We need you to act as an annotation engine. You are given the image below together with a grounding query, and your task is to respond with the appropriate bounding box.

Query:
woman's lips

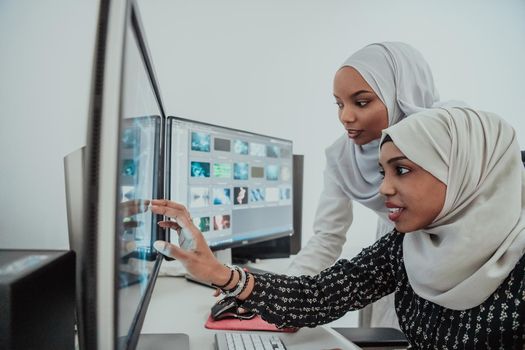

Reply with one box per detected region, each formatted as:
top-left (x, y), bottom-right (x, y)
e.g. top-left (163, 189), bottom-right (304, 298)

top-left (386, 204), bottom-right (405, 222)
top-left (347, 129), bottom-right (363, 139)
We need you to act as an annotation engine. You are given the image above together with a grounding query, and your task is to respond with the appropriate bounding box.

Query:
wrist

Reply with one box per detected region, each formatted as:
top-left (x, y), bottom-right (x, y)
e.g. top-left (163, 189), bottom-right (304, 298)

top-left (224, 268), bottom-right (240, 290)
top-left (211, 264), bottom-right (232, 287)
top-left (211, 265), bottom-right (253, 299)
top-left (237, 273), bottom-right (254, 300)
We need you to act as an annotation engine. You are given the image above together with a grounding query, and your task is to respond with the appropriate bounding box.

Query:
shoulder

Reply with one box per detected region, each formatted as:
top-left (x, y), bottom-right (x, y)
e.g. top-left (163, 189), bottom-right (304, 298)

top-left (361, 229), bottom-right (404, 258)
top-left (383, 230), bottom-right (404, 254)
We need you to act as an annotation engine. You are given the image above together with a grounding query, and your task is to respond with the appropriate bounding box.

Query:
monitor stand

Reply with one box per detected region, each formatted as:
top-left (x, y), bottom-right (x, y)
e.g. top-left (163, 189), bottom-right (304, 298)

top-left (137, 333), bottom-right (189, 349)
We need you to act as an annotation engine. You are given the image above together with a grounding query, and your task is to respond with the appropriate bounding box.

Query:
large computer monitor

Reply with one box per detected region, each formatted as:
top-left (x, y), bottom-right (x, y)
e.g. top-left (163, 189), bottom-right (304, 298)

top-left (78, 0), bottom-right (187, 349)
top-left (70, 0), bottom-right (298, 348)
top-left (167, 117), bottom-right (294, 251)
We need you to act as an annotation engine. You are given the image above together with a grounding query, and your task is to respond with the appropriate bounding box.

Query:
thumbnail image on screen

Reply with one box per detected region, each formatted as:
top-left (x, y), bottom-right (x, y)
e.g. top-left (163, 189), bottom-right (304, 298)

top-left (213, 214), bottom-right (231, 231)
top-left (249, 188), bottom-right (265, 202)
top-left (213, 188), bottom-right (231, 205)
top-left (213, 163), bottom-right (232, 178)
top-left (234, 186), bottom-right (248, 205)
top-left (122, 127), bottom-right (141, 149)
top-left (266, 164), bottom-right (279, 181)
top-left (193, 216), bottom-right (210, 232)
top-left (280, 187), bottom-right (291, 200)
top-left (190, 161), bottom-right (210, 178)
top-left (266, 145), bottom-right (280, 158)
top-left (250, 142), bottom-right (266, 157)
top-left (233, 140), bottom-right (249, 155)
top-left (265, 187), bottom-right (279, 202)
top-left (190, 187), bottom-right (210, 207)
top-left (233, 163), bottom-right (249, 180)
top-left (191, 132), bottom-right (211, 152)
top-left (280, 166), bottom-right (291, 181)
top-left (214, 138), bottom-right (231, 152)
top-left (122, 159), bottom-right (138, 177)
top-left (251, 166), bottom-right (264, 178)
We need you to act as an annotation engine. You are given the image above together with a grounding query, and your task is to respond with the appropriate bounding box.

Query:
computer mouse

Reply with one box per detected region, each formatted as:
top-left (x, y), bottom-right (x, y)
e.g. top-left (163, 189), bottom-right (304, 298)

top-left (211, 297), bottom-right (256, 321)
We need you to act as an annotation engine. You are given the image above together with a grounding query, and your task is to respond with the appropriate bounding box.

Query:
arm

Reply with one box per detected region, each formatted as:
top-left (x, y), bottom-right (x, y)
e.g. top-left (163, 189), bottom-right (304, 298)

top-left (149, 199), bottom-right (399, 329)
top-left (287, 167), bottom-right (353, 276)
top-left (240, 232), bottom-right (400, 328)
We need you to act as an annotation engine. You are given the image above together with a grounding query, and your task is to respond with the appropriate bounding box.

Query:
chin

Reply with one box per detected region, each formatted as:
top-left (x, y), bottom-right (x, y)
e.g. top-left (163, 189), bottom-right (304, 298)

top-left (395, 222), bottom-right (427, 233)
top-left (394, 222), bottom-right (415, 233)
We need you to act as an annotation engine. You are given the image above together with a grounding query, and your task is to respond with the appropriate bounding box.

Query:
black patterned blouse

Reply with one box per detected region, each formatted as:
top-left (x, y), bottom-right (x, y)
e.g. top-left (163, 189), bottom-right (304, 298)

top-left (240, 231), bottom-right (525, 349)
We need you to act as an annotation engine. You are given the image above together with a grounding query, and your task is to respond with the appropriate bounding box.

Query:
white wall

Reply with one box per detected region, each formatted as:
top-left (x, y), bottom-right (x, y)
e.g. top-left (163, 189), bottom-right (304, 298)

top-left (1, 0), bottom-right (524, 261)
top-left (134, 1), bottom-right (525, 327)
top-left (0, 0), bottom-right (98, 249)
top-left (136, 0), bottom-right (525, 256)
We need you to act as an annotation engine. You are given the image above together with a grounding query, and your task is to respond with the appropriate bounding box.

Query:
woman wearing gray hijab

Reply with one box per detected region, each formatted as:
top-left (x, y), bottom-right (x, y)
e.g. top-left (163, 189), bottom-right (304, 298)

top-left (286, 41), bottom-right (465, 327)
top-left (151, 107), bottom-right (525, 349)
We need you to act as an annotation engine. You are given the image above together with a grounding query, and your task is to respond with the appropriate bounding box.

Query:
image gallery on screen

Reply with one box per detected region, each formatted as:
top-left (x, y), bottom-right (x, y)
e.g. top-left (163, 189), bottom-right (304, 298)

top-left (186, 130), bottom-right (292, 235)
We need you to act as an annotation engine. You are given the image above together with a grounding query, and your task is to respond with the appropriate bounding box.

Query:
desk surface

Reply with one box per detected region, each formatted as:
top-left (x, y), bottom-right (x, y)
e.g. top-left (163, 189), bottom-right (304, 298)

top-left (142, 259), bottom-right (361, 350)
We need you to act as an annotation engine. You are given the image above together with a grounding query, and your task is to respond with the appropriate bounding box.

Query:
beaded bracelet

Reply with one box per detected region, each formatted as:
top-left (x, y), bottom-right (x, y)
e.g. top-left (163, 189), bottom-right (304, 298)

top-left (222, 266), bottom-right (246, 298)
top-left (211, 264), bottom-right (235, 289)
top-left (238, 272), bottom-right (252, 297)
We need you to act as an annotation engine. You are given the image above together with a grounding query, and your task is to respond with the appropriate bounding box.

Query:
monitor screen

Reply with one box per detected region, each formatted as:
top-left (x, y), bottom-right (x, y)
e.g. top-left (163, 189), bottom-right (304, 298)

top-left (114, 4), bottom-right (165, 349)
top-left (168, 117), bottom-right (294, 250)
top-left (116, 115), bottom-right (161, 345)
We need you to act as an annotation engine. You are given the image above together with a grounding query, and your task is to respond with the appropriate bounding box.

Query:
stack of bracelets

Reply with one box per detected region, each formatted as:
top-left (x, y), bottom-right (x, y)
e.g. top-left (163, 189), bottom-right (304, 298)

top-left (211, 265), bottom-right (252, 298)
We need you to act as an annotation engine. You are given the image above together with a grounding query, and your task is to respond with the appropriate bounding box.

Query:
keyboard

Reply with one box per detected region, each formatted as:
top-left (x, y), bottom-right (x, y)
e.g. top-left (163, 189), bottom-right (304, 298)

top-left (215, 332), bottom-right (287, 350)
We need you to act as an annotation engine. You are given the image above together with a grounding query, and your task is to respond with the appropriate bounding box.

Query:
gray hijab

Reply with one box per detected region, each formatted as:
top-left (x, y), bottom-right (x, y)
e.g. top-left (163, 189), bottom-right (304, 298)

top-left (383, 107), bottom-right (525, 310)
top-left (336, 42), bottom-right (465, 214)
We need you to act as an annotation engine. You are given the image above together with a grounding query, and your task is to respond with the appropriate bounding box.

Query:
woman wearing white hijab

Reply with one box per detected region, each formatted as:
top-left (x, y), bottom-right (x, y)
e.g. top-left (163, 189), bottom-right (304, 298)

top-left (287, 41), bottom-right (464, 327)
top-left (151, 107), bottom-right (525, 348)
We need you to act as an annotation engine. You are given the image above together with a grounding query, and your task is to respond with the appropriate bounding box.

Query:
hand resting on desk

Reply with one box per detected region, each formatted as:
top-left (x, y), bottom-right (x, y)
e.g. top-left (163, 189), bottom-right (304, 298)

top-left (211, 297), bottom-right (256, 321)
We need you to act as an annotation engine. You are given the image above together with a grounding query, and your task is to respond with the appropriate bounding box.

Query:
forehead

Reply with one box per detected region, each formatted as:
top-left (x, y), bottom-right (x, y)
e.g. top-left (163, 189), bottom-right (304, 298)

top-left (379, 141), bottom-right (406, 164)
top-left (333, 66), bottom-right (374, 95)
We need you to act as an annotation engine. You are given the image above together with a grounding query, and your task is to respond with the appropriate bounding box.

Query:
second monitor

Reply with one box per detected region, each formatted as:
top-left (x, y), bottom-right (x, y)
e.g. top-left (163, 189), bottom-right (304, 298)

top-left (167, 117), bottom-right (294, 251)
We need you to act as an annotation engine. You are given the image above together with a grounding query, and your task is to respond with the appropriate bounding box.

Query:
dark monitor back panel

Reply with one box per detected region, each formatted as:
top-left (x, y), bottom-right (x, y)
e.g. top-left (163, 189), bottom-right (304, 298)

top-left (0, 250), bottom-right (75, 350)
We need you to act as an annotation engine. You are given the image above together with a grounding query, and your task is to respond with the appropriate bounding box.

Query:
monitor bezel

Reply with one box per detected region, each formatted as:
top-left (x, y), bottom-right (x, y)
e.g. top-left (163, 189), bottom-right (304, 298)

top-left (83, 0), bottom-right (167, 349)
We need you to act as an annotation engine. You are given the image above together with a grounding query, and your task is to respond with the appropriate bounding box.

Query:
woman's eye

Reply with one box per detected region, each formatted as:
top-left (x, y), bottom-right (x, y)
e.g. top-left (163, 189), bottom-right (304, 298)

top-left (335, 102), bottom-right (343, 109)
top-left (396, 167), bottom-right (410, 176)
top-left (378, 169), bottom-right (385, 178)
top-left (356, 100), bottom-right (368, 107)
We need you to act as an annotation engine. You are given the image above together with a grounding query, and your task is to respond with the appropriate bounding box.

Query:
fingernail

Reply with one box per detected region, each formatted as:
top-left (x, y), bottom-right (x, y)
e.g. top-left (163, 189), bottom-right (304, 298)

top-left (153, 240), bottom-right (168, 254)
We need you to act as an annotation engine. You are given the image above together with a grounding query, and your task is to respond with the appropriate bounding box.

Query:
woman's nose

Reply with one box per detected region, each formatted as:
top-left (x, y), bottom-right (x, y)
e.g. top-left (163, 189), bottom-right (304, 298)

top-left (379, 175), bottom-right (395, 197)
top-left (340, 107), bottom-right (357, 124)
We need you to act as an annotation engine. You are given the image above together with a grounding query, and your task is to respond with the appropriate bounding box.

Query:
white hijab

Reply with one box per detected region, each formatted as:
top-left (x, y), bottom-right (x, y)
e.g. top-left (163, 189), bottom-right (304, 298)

top-left (338, 42), bottom-right (465, 213)
top-left (383, 107), bottom-right (525, 310)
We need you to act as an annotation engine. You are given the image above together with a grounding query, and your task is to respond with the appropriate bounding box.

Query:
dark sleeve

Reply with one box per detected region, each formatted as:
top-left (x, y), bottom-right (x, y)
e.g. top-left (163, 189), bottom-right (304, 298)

top-left (239, 230), bottom-right (402, 328)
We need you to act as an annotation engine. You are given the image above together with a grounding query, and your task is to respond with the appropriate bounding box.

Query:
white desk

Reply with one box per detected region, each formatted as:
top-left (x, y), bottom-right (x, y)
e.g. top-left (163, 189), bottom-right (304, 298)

top-left (142, 259), bottom-right (361, 350)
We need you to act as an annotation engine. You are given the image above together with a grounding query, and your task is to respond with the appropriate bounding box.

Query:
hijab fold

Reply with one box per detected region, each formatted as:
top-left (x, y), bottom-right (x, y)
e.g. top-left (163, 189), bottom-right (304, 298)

top-left (383, 107), bottom-right (525, 310)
